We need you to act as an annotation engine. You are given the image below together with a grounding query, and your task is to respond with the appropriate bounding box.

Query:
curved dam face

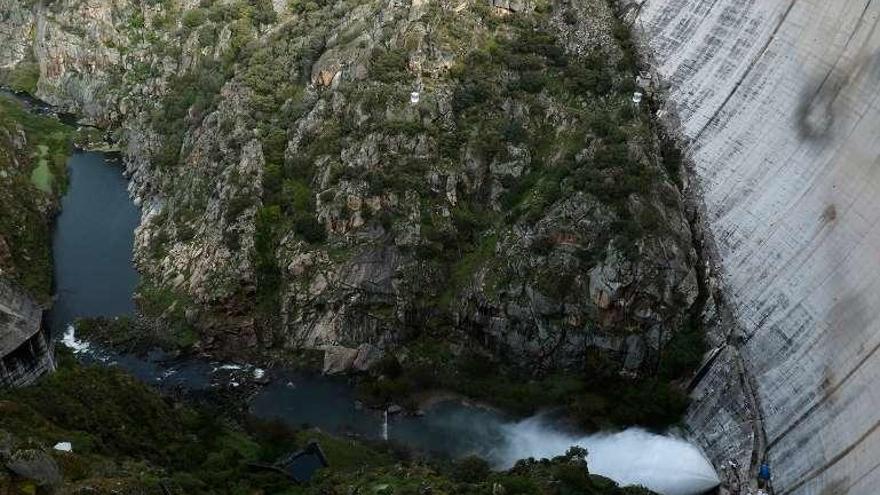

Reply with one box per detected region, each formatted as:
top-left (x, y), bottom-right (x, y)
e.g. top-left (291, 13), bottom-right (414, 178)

top-left (632, 1), bottom-right (880, 493)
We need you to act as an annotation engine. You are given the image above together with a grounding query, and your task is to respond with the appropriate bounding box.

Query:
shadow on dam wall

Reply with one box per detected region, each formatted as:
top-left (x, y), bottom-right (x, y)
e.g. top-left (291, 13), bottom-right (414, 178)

top-left (796, 51), bottom-right (880, 143)
top-left (631, 0), bottom-right (880, 493)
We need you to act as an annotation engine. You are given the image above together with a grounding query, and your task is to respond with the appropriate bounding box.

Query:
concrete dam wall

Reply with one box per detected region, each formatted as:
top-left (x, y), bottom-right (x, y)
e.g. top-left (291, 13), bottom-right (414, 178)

top-left (0, 279), bottom-right (54, 387)
top-left (631, 0), bottom-right (880, 493)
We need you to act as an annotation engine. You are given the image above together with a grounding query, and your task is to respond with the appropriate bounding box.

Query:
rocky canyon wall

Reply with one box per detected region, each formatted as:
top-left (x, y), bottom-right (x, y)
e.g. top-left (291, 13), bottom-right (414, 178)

top-left (632, 1), bottom-right (880, 493)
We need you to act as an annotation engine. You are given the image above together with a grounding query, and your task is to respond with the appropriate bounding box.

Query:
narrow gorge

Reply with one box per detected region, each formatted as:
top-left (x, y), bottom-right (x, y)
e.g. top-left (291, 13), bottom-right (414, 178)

top-left (2, 0), bottom-right (874, 493)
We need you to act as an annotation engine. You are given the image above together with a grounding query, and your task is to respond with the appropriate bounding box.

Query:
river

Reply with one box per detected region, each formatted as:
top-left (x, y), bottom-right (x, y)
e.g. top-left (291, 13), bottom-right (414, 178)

top-left (36, 98), bottom-right (719, 495)
top-left (48, 151), bottom-right (140, 334)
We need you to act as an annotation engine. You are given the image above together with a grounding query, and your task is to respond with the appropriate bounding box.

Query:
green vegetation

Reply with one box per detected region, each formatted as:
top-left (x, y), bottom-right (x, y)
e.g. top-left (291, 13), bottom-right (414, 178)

top-left (149, 58), bottom-right (233, 172)
top-left (0, 353), bottom-right (295, 494)
top-left (0, 97), bottom-right (71, 193)
top-left (358, 338), bottom-right (690, 432)
top-left (0, 61), bottom-right (40, 94)
top-left (29, 145), bottom-right (54, 192)
top-left (132, 281), bottom-right (200, 351)
top-left (128, 0), bottom-right (701, 439)
top-left (0, 94), bottom-right (72, 301)
top-left (76, 315), bottom-right (198, 355)
top-left (0, 355), bottom-right (656, 494)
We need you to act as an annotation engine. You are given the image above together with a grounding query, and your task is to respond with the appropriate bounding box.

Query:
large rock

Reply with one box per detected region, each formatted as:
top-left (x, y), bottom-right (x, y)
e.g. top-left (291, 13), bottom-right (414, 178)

top-left (0, 0), bottom-right (33, 69)
top-left (352, 343), bottom-right (383, 372)
top-left (322, 343), bottom-right (384, 374)
top-left (322, 345), bottom-right (360, 375)
top-left (0, 279), bottom-right (54, 388)
top-left (5, 449), bottom-right (62, 487)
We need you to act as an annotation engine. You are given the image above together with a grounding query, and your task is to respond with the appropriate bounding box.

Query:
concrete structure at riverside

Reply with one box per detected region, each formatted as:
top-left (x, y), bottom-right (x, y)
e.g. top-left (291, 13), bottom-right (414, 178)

top-left (631, 0), bottom-right (880, 493)
top-left (0, 279), bottom-right (54, 387)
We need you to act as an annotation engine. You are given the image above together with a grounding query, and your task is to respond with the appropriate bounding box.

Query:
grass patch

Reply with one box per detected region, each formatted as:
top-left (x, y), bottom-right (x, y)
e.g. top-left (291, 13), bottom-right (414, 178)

top-left (29, 144), bottom-right (53, 193)
top-left (0, 61), bottom-right (40, 94)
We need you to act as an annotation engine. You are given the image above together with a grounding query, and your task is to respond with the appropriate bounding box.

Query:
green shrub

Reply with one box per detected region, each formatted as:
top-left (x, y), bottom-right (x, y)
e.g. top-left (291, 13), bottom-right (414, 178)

top-left (500, 476), bottom-right (542, 494)
top-left (182, 8), bottom-right (208, 29)
top-left (249, 0), bottom-right (277, 25)
top-left (197, 25), bottom-right (218, 46)
top-left (294, 214), bottom-right (327, 244)
top-left (370, 48), bottom-right (410, 83)
top-left (452, 456), bottom-right (491, 483)
top-left (0, 61), bottom-right (40, 93)
top-left (283, 178), bottom-right (313, 212)
top-left (452, 80), bottom-right (494, 112)
top-left (288, 0), bottom-right (325, 14)
top-left (253, 205), bottom-right (284, 316)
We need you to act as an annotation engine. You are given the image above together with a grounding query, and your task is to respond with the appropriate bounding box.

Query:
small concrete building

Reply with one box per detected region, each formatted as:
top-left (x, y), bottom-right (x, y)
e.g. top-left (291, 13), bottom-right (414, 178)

top-left (0, 279), bottom-right (54, 387)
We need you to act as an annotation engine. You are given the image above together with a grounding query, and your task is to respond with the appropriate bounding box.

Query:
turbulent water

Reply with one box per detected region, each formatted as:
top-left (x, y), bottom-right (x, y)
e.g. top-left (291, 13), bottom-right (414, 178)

top-left (64, 324), bottom-right (718, 495)
top-left (493, 417), bottom-right (720, 495)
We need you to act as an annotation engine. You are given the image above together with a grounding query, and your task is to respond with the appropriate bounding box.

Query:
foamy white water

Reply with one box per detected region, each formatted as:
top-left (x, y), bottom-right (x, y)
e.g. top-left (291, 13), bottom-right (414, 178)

top-left (61, 324), bottom-right (92, 353)
top-left (493, 417), bottom-right (719, 495)
top-left (58, 326), bottom-right (717, 494)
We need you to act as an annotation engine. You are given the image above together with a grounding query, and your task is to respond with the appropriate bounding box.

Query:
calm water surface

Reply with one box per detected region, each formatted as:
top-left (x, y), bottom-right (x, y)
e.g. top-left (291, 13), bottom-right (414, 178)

top-left (49, 151), bottom-right (140, 333)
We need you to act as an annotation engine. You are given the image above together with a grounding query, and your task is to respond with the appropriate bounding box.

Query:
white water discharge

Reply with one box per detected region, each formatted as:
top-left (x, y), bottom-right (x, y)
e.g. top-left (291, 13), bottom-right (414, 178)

top-left (61, 324), bottom-right (91, 354)
top-left (59, 325), bottom-right (717, 494)
top-left (493, 417), bottom-right (719, 495)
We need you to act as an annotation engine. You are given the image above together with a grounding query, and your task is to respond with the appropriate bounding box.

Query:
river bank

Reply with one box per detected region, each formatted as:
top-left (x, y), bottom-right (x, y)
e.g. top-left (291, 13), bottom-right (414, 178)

top-left (3, 70), bottom-right (720, 494)
top-left (14, 108), bottom-right (718, 493)
top-left (0, 18), bottom-right (720, 492)
top-left (59, 321), bottom-right (720, 495)
top-left (5, 349), bottom-right (686, 494)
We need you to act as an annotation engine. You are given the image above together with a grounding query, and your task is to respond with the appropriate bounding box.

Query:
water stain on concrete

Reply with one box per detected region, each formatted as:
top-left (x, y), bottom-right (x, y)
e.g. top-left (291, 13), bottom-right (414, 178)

top-left (797, 52), bottom-right (880, 143)
top-left (820, 204), bottom-right (837, 224)
top-left (817, 477), bottom-right (850, 495)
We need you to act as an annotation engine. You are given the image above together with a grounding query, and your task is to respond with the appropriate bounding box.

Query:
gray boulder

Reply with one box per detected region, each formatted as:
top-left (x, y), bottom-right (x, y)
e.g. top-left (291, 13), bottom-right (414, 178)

top-left (5, 449), bottom-right (62, 487)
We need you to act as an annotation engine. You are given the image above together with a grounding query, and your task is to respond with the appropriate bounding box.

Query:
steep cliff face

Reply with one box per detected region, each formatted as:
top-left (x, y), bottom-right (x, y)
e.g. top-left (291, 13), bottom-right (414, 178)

top-left (631, 0), bottom-right (880, 493)
top-left (0, 0), bottom-right (701, 381)
top-left (0, 89), bottom-right (69, 387)
top-left (0, 93), bottom-right (70, 300)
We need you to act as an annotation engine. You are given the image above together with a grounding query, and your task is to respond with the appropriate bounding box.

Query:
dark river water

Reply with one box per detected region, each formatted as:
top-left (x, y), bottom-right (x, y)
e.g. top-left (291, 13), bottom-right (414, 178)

top-left (46, 148), bottom-right (516, 461)
top-left (44, 119), bottom-right (718, 495)
top-left (49, 151), bottom-right (140, 333)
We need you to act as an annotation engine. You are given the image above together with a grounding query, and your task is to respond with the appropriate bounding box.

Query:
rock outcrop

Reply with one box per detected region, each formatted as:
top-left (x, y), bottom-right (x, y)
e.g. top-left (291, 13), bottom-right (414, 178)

top-left (0, 0), bottom-right (700, 379)
top-left (0, 88), bottom-right (65, 388)
top-left (631, 0), bottom-right (880, 493)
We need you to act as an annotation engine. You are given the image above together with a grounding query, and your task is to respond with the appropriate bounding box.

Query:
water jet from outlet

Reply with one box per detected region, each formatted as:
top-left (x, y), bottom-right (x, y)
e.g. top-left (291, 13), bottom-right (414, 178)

top-left (491, 417), bottom-right (720, 495)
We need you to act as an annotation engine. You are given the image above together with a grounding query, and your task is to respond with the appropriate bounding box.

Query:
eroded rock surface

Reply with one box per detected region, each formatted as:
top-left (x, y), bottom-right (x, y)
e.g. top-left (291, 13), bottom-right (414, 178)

top-left (0, 0), bottom-right (700, 381)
